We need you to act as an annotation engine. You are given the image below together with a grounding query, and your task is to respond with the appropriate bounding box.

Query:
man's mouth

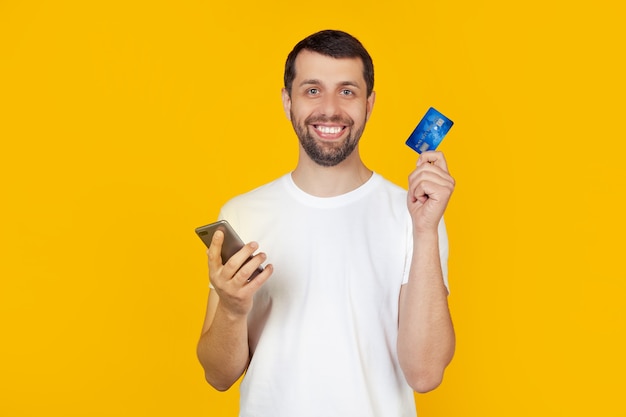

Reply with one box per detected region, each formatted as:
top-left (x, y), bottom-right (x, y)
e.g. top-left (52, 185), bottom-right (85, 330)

top-left (312, 124), bottom-right (346, 139)
top-left (315, 125), bottom-right (344, 134)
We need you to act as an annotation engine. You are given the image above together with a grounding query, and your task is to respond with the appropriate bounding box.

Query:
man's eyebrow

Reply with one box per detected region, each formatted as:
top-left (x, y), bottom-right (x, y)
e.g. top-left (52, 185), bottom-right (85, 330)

top-left (338, 81), bottom-right (362, 89)
top-left (299, 79), bottom-right (321, 87)
top-left (298, 79), bottom-right (362, 89)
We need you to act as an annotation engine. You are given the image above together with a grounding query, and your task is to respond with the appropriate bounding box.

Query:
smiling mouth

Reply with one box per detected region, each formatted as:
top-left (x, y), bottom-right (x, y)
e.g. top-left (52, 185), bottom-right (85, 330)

top-left (311, 124), bottom-right (348, 141)
top-left (314, 125), bottom-right (345, 135)
top-left (305, 115), bottom-right (353, 140)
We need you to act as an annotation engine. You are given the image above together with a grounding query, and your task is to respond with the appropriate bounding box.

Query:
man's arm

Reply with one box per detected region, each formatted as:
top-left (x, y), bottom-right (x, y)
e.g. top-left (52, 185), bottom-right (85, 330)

top-left (397, 151), bottom-right (456, 393)
top-left (398, 232), bottom-right (455, 393)
top-left (196, 230), bottom-right (272, 391)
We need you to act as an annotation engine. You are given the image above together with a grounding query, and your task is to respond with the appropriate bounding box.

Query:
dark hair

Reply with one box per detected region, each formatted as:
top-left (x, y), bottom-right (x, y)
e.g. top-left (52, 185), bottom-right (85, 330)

top-left (284, 30), bottom-right (374, 97)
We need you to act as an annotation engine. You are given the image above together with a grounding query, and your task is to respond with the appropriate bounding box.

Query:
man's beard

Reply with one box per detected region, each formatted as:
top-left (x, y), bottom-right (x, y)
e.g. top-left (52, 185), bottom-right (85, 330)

top-left (292, 112), bottom-right (366, 167)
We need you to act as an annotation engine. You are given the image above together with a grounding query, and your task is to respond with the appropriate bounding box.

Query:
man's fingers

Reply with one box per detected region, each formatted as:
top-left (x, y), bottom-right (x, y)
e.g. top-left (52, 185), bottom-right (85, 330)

top-left (207, 229), bottom-right (225, 270)
top-left (238, 254), bottom-right (272, 286)
top-left (416, 151), bottom-right (449, 172)
top-left (409, 168), bottom-right (454, 189)
top-left (232, 251), bottom-right (266, 284)
top-left (408, 167), bottom-right (455, 204)
top-left (408, 158), bottom-right (455, 206)
top-left (223, 241), bottom-right (257, 272)
top-left (208, 231), bottom-right (261, 283)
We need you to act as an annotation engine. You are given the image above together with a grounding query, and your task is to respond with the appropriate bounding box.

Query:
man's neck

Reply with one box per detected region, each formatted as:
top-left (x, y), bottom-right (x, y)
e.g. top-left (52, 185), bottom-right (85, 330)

top-left (291, 150), bottom-right (373, 197)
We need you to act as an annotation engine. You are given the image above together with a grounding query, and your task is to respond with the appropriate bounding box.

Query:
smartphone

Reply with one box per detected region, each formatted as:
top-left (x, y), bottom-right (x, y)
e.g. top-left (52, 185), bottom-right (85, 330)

top-left (195, 220), bottom-right (263, 281)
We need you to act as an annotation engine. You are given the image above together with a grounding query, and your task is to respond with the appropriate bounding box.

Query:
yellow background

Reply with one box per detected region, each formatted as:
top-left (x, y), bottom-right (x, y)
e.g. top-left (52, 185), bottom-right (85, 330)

top-left (1, 0), bottom-right (624, 416)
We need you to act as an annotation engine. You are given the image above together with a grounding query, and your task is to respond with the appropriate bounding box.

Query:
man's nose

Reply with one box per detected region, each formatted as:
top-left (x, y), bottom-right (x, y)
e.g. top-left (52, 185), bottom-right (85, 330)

top-left (319, 94), bottom-right (341, 117)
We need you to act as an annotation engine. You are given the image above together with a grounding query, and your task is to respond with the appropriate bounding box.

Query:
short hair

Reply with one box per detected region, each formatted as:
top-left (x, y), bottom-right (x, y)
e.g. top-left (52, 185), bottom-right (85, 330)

top-left (284, 30), bottom-right (374, 97)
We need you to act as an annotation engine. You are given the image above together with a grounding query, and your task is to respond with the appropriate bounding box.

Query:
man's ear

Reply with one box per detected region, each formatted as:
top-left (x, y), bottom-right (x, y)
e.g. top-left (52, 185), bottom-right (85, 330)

top-left (366, 91), bottom-right (376, 121)
top-left (281, 88), bottom-right (292, 121)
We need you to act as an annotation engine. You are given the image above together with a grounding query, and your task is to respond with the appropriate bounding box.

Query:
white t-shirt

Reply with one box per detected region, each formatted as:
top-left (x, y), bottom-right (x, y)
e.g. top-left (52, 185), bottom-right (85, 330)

top-left (217, 173), bottom-right (448, 417)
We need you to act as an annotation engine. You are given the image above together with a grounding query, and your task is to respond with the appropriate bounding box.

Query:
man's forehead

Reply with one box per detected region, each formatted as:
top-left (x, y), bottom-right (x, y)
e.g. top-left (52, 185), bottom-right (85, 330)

top-left (293, 50), bottom-right (365, 84)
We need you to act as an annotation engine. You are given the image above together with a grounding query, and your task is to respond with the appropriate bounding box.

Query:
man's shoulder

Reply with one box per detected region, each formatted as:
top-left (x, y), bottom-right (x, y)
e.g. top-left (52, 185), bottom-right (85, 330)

top-left (372, 172), bottom-right (407, 196)
top-left (222, 174), bottom-right (289, 210)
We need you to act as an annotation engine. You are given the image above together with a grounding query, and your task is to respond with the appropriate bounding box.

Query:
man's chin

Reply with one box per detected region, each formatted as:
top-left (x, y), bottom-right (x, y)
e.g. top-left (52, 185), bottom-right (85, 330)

top-left (304, 143), bottom-right (357, 167)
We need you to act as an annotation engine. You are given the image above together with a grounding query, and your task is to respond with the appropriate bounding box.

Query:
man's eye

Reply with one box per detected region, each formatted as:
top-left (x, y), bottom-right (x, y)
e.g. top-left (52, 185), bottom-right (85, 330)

top-left (307, 88), bottom-right (319, 95)
top-left (340, 89), bottom-right (353, 96)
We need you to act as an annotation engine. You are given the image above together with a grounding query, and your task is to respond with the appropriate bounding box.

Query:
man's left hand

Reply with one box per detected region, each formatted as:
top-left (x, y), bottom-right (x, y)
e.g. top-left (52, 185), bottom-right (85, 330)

top-left (407, 151), bottom-right (455, 234)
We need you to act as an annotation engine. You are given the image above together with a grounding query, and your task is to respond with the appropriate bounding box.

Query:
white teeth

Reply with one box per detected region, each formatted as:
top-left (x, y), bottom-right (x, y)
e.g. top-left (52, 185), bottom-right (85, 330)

top-left (317, 126), bottom-right (343, 134)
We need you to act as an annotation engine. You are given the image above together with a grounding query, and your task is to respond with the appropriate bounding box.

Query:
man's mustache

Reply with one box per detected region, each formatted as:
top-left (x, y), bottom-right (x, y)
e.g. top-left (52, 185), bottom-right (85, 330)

top-left (304, 114), bottom-right (354, 126)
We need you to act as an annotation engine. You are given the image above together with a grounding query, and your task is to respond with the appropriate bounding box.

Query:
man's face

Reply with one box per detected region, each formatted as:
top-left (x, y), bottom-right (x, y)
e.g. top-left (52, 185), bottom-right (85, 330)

top-left (282, 50), bottom-right (375, 167)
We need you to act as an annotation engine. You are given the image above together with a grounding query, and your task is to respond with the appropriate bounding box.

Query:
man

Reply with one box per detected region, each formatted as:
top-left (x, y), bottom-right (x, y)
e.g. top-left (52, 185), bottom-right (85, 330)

top-left (197, 30), bottom-right (455, 416)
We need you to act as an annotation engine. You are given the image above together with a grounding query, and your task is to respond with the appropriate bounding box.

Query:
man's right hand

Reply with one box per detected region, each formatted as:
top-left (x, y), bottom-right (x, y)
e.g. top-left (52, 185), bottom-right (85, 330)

top-left (207, 230), bottom-right (273, 318)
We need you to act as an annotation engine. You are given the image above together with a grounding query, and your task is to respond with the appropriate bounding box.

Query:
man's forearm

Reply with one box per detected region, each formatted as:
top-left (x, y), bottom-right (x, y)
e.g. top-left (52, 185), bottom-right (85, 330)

top-left (197, 303), bottom-right (251, 391)
top-left (397, 231), bottom-right (455, 393)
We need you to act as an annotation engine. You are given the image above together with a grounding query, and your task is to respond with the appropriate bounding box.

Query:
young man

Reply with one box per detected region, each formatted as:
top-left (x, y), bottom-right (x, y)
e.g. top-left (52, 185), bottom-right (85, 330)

top-left (197, 30), bottom-right (456, 416)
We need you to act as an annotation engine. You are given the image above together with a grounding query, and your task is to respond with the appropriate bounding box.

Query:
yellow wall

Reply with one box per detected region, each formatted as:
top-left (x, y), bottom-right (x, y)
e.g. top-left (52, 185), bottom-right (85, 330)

top-left (1, 1), bottom-right (624, 416)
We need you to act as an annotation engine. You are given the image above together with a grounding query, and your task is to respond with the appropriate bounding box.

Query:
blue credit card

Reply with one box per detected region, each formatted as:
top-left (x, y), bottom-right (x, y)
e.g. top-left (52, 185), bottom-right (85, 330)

top-left (405, 107), bottom-right (454, 154)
